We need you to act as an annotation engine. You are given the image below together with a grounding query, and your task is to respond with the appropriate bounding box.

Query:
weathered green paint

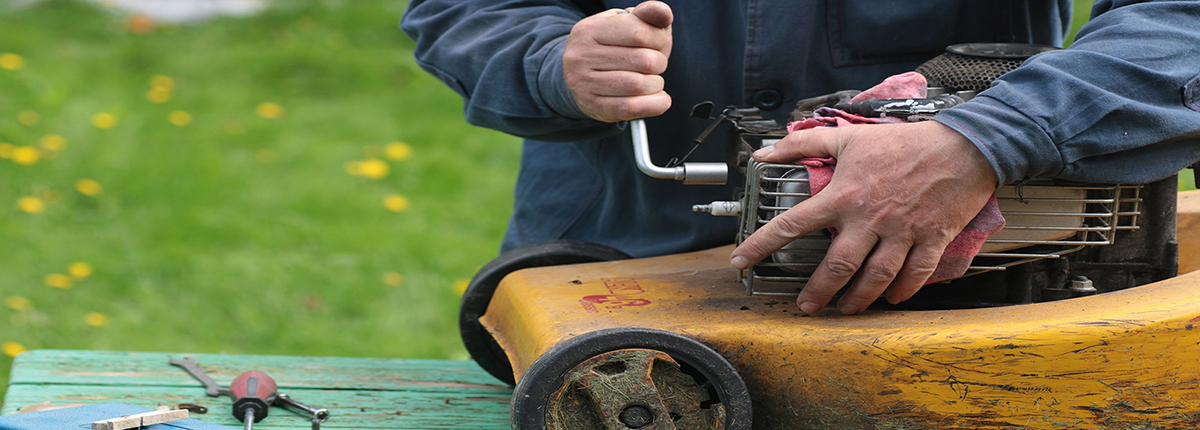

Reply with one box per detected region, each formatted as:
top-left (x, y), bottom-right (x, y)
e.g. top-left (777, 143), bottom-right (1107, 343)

top-left (2, 350), bottom-right (512, 429)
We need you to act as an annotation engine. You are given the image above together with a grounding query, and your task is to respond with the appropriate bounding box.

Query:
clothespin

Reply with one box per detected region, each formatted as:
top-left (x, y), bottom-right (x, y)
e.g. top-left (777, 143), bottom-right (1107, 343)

top-left (91, 408), bottom-right (188, 430)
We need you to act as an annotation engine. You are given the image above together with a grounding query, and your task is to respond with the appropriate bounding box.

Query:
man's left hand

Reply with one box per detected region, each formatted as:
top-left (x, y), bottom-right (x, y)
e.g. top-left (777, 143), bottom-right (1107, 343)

top-left (729, 120), bottom-right (997, 315)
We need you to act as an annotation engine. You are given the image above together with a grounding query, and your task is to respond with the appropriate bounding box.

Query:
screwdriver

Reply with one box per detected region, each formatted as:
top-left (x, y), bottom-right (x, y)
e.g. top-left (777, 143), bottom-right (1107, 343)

top-left (229, 371), bottom-right (277, 430)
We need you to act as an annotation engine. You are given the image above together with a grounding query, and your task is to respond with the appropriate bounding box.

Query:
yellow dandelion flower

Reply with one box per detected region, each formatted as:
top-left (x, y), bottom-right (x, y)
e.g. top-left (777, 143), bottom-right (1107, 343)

top-left (75, 178), bottom-right (103, 196)
top-left (0, 53), bottom-right (24, 71)
top-left (3, 296), bottom-right (32, 312)
top-left (84, 312), bottom-right (110, 327)
top-left (146, 88), bottom-right (172, 103)
top-left (222, 120), bottom-right (245, 135)
top-left (69, 262), bottom-right (93, 280)
top-left (17, 196), bottom-right (45, 214)
top-left (383, 194), bottom-right (410, 212)
top-left (0, 143), bottom-right (13, 159)
top-left (39, 134), bottom-right (67, 151)
top-left (168, 110), bottom-right (192, 126)
top-left (386, 142), bottom-right (412, 161)
top-left (150, 75), bottom-right (175, 91)
top-left (453, 279), bottom-right (470, 295)
top-left (383, 272), bottom-right (405, 287)
top-left (362, 144), bottom-right (383, 158)
top-left (254, 149), bottom-right (276, 163)
top-left (2, 341), bottom-right (26, 358)
top-left (41, 190), bottom-right (61, 203)
top-left (256, 102), bottom-right (284, 119)
top-left (11, 146), bottom-right (40, 165)
top-left (44, 274), bottom-right (73, 289)
top-left (358, 159), bottom-right (389, 179)
top-left (18, 111), bottom-right (39, 126)
top-left (126, 14), bottom-right (155, 34)
top-left (92, 113), bottom-right (118, 129)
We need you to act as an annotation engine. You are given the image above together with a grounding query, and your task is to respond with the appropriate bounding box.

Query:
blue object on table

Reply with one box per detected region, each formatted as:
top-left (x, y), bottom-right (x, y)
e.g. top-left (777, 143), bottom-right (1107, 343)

top-left (0, 403), bottom-right (235, 430)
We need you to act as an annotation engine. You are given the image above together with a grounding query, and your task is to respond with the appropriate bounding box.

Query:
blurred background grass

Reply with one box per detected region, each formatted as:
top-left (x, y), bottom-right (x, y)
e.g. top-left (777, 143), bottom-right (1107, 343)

top-left (0, 0), bottom-right (522, 402)
top-left (0, 0), bottom-right (1194, 405)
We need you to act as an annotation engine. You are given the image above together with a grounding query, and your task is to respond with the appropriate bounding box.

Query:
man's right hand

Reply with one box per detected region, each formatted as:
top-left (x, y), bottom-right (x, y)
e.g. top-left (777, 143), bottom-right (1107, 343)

top-left (564, 1), bottom-right (673, 123)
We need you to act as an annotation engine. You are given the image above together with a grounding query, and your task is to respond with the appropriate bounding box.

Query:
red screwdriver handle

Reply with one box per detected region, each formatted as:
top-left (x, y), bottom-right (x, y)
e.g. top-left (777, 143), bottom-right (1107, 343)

top-left (230, 371), bottom-right (278, 423)
top-left (230, 371), bottom-right (278, 400)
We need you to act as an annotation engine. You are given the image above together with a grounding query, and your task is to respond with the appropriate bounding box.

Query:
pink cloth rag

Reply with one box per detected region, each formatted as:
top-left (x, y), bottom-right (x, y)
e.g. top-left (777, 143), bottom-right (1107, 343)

top-left (785, 72), bottom-right (1005, 284)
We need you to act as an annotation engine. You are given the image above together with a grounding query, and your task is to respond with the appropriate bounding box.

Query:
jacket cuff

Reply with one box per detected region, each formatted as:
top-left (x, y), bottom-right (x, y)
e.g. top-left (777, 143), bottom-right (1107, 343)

top-left (537, 35), bottom-right (591, 120)
top-left (932, 95), bottom-right (1064, 186)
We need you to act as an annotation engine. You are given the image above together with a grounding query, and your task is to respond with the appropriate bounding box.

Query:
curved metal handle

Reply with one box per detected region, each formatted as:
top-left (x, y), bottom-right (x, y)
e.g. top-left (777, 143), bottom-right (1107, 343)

top-left (630, 119), bottom-right (727, 185)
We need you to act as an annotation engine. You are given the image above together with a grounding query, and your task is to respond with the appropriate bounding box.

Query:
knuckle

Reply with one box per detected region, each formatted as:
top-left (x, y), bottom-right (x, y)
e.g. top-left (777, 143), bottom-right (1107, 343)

top-left (612, 98), bottom-right (640, 119)
top-left (905, 259), bottom-right (938, 279)
top-left (862, 263), bottom-right (899, 284)
top-left (572, 18), bottom-right (596, 34)
top-left (628, 27), bottom-right (653, 47)
top-left (822, 255), bottom-right (861, 279)
top-left (770, 215), bottom-right (807, 239)
top-left (632, 50), bottom-right (664, 73)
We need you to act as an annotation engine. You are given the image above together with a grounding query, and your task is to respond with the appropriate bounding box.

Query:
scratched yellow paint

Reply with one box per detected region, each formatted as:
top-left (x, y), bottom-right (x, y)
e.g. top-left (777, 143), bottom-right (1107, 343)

top-left (482, 193), bottom-right (1200, 429)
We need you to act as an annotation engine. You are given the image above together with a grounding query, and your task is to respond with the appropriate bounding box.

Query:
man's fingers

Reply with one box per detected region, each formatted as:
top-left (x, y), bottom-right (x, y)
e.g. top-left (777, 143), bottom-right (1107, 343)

top-left (630, 1), bottom-right (673, 29)
top-left (584, 71), bottom-right (664, 97)
top-left (592, 19), bottom-right (671, 51)
top-left (795, 231), bottom-right (878, 314)
top-left (731, 195), bottom-right (836, 270)
top-left (753, 127), bottom-right (853, 163)
top-left (588, 92), bottom-right (672, 122)
top-left (883, 240), bottom-right (947, 304)
top-left (583, 47), bottom-right (668, 74)
top-left (835, 237), bottom-right (909, 314)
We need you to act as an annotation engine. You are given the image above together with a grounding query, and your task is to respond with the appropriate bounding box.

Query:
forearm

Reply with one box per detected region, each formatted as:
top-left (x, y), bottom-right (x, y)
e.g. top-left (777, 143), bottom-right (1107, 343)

top-left (935, 0), bottom-right (1200, 185)
top-left (401, 0), bottom-right (623, 142)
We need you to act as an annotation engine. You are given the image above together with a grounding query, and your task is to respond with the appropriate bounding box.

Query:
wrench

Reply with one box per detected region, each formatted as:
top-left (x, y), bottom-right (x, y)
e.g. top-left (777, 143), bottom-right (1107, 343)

top-left (276, 393), bottom-right (329, 422)
top-left (168, 358), bottom-right (231, 398)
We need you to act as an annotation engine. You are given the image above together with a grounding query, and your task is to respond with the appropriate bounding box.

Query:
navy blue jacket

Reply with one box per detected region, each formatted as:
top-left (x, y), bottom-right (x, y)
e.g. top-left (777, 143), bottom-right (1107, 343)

top-left (402, 0), bottom-right (1200, 257)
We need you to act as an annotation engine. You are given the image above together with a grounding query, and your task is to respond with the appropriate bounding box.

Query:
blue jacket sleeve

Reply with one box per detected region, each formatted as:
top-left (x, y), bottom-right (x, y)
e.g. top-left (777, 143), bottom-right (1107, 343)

top-left (934, 0), bottom-right (1200, 185)
top-left (401, 0), bottom-right (623, 142)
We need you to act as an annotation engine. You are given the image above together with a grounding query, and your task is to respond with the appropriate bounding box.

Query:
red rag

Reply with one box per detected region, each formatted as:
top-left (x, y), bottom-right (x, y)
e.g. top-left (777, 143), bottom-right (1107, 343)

top-left (784, 72), bottom-right (1005, 284)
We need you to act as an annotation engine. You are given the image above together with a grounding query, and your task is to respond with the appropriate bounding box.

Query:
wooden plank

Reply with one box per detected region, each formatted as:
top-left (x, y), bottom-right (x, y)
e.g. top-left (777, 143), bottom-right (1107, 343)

top-left (2, 385), bottom-right (510, 429)
top-left (2, 350), bottom-right (513, 429)
top-left (7, 350), bottom-right (510, 394)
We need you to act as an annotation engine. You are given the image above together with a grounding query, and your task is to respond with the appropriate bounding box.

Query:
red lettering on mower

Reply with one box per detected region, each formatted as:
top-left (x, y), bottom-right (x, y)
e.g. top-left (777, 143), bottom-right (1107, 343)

top-left (578, 278), bottom-right (651, 312)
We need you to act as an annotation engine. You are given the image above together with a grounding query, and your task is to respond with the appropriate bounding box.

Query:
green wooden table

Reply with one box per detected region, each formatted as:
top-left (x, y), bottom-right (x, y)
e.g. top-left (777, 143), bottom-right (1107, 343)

top-left (1, 350), bottom-right (513, 429)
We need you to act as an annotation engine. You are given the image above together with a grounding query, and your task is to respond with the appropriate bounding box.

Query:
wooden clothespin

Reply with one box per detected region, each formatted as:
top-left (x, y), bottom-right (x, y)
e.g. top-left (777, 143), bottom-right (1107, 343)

top-left (91, 408), bottom-right (189, 430)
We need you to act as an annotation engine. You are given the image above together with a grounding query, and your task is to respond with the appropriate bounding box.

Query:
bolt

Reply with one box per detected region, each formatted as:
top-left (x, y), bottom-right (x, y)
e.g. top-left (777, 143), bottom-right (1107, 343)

top-left (619, 405), bottom-right (654, 429)
top-left (1068, 276), bottom-right (1096, 293)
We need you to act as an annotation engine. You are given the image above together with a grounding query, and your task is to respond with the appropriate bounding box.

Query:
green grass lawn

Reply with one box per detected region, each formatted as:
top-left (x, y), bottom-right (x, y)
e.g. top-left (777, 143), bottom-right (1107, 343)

top-left (0, 0), bottom-right (521, 402)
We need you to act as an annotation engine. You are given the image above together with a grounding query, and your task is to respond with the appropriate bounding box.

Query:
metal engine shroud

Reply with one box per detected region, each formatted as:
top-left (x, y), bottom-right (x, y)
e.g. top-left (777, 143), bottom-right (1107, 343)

top-left (679, 43), bottom-right (1180, 306)
top-left (718, 109), bottom-right (1177, 306)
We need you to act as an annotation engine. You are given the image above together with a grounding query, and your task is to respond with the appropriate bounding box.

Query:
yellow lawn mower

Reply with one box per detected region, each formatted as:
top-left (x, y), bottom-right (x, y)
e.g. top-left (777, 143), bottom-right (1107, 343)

top-left (458, 44), bottom-right (1200, 429)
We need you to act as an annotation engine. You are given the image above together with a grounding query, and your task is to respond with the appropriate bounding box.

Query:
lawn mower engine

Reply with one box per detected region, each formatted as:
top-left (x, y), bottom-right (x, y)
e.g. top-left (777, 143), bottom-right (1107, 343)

top-left (460, 44), bottom-right (1200, 430)
top-left (677, 43), bottom-right (1179, 305)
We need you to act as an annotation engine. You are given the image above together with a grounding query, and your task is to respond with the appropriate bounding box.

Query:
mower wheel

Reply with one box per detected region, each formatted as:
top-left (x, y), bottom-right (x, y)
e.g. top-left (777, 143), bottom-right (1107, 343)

top-left (511, 328), bottom-right (752, 430)
top-left (459, 240), bottom-right (631, 385)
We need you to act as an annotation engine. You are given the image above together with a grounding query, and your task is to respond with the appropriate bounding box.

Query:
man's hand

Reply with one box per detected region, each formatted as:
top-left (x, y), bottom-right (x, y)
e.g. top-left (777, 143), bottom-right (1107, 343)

top-left (729, 121), bottom-right (998, 315)
top-left (564, 1), bottom-right (673, 123)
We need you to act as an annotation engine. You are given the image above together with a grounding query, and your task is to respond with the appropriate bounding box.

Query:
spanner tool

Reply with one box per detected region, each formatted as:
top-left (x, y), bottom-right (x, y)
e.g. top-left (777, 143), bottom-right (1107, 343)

top-left (169, 357), bottom-right (231, 398)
